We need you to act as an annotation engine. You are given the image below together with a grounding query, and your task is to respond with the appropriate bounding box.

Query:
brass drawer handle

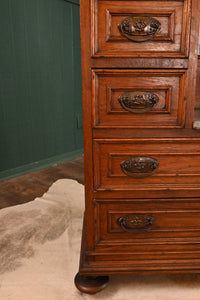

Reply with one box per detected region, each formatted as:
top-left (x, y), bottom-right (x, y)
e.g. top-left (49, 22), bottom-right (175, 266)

top-left (118, 214), bottom-right (155, 233)
top-left (118, 16), bottom-right (161, 42)
top-left (118, 91), bottom-right (159, 114)
top-left (120, 157), bottom-right (159, 178)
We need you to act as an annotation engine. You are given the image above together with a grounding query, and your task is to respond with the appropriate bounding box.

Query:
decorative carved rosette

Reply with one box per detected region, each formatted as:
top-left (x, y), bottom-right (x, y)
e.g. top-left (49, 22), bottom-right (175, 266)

top-left (118, 16), bottom-right (161, 42)
top-left (118, 91), bottom-right (159, 113)
top-left (118, 214), bottom-right (155, 233)
top-left (121, 157), bottom-right (159, 178)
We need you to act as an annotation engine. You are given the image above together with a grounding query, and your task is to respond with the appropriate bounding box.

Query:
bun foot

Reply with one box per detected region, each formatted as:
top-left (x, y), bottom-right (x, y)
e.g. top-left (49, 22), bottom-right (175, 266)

top-left (74, 273), bottom-right (109, 294)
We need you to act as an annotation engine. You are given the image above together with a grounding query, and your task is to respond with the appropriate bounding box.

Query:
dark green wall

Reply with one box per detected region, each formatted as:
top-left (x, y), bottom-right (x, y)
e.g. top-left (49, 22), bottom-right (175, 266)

top-left (0, 0), bottom-right (83, 181)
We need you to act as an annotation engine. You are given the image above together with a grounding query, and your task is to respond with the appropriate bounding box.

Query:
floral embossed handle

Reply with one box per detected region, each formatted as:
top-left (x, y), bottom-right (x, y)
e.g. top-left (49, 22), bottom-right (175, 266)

top-left (120, 157), bottom-right (159, 178)
top-left (118, 16), bottom-right (161, 42)
top-left (118, 214), bottom-right (155, 233)
top-left (118, 91), bottom-right (159, 114)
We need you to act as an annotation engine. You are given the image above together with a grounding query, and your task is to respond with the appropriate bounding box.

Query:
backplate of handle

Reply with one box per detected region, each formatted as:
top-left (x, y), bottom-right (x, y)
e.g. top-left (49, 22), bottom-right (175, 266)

top-left (118, 16), bottom-right (161, 42)
top-left (120, 157), bottom-right (159, 178)
top-left (118, 91), bottom-right (159, 114)
top-left (117, 214), bottom-right (155, 233)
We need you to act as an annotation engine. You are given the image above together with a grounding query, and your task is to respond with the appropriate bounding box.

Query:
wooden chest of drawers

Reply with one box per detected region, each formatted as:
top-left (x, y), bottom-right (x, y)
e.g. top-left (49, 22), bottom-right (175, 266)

top-left (75, 0), bottom-right (200, 294)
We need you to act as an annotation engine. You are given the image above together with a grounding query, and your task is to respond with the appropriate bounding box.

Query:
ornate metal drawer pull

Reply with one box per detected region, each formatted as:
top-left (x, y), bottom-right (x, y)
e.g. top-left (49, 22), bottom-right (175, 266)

top-left (121, 157), bottom-right (159, 178)
top-left (118, 91), bottom-right (159, 114)
top-left (118, 214), bottom-right (155, 233)
top-left (118, 16), bottom-right (161, 42)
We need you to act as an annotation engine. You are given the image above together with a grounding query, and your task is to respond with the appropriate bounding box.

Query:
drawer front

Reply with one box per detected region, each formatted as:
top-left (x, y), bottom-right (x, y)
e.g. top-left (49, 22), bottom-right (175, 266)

top-left (93, 69), bottom-right (186, 128)
top-left (93, 139), bottom-right (200, 192)
top-left (92, 0), bottom-right (190, 58)
top-left (96, 200), bottom-right (200, 246)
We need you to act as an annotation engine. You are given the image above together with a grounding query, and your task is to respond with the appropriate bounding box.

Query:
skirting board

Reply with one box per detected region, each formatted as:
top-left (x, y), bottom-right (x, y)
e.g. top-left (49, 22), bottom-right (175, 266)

top-left (0, 148), bottom-right (83, 182)
top-left (64, 0), bottom-right (80, 6)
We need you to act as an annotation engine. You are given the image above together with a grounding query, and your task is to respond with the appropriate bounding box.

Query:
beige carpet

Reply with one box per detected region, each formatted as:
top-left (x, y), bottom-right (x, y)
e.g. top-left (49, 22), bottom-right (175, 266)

top-left (1, 179), bottom-right (200, 300)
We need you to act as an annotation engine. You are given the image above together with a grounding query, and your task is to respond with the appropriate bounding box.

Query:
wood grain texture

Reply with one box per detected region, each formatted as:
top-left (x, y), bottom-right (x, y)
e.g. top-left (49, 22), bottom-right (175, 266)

top-left (80, 0), bottom-right (96, 251)
top-left (92, 69), bottom-right (186, 128)
top-left (96, 201), bottom-right (200, 244)
top-left (92, 0), bottom-right (191, 58)
top-left (77, 0), bottom-right (200, 290)
top-left (93, 138), bottom-right (200, 192)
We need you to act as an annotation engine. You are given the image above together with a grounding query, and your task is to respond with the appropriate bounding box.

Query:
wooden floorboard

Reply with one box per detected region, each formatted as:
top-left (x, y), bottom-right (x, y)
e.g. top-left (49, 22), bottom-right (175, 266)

top-left (0, 157), bottom-right (84, 209)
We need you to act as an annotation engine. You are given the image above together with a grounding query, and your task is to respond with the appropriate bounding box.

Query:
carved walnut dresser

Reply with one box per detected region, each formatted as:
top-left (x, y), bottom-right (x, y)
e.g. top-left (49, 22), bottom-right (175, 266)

top-left (75, 0), bottom-right (200, 294)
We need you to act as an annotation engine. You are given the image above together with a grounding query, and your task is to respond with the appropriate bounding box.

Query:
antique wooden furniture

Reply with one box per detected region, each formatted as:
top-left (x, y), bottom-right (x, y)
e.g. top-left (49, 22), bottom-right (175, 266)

top-left (75, 0), bottom-right (200, 294)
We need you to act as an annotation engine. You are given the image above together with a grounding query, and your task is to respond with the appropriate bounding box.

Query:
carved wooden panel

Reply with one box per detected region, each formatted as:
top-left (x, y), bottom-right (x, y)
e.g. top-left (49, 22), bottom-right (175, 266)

top-left (96, 201), bottom-right (200, 246)
top-left (92, 0), bottom-right (190, 58)
top-left (93, 69), bottom-right (186, 128)
top-left (93, 139), bottom-right (200, 192)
